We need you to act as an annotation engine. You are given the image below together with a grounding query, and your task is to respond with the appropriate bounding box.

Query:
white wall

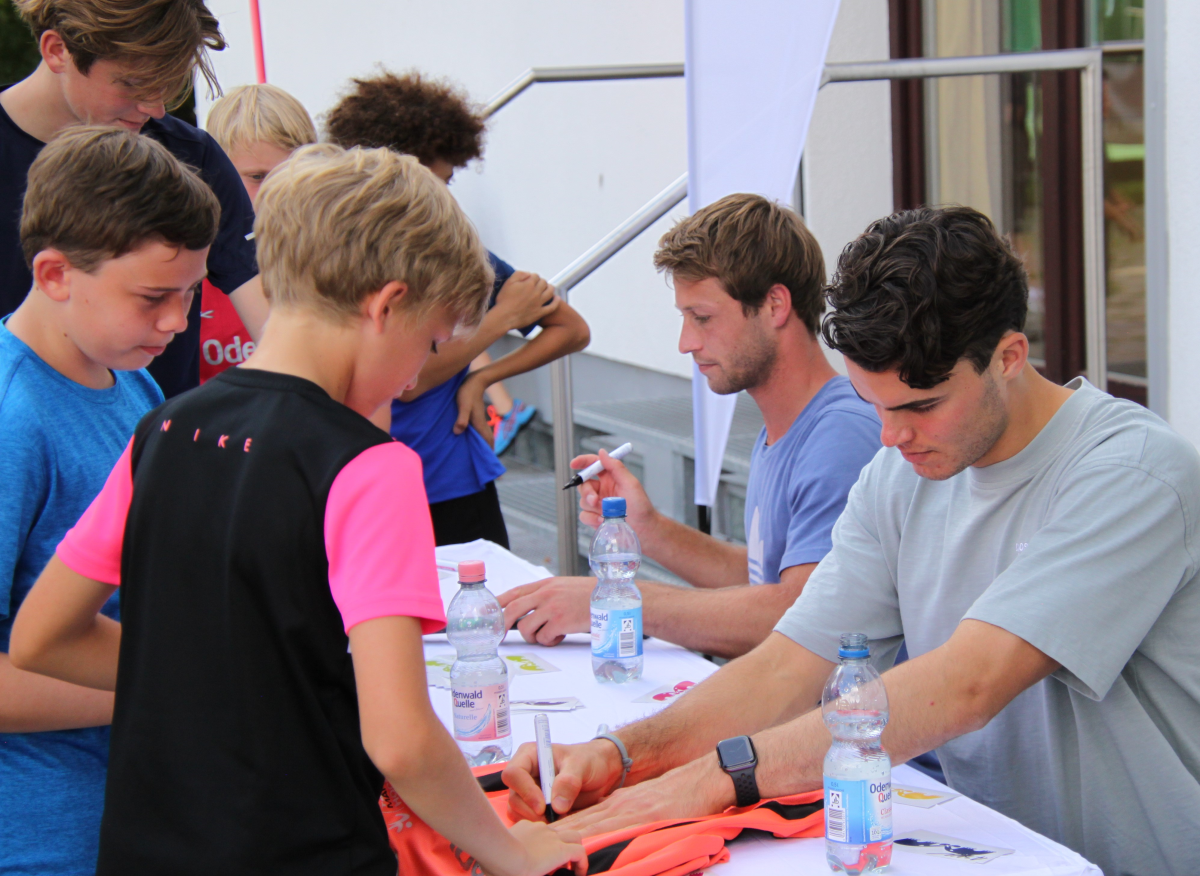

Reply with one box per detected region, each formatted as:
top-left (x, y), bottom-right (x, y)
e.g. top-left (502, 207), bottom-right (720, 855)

top-left (199, 0), bottom-right (893, 381)
top-left (1160, 0), bottom-right (1200, 445)
top-left (805, 0), bottom-right (894, 278)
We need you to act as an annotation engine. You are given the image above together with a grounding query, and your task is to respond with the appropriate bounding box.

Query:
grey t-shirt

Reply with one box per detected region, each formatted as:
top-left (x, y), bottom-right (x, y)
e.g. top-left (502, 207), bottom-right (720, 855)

top-left (776, 378), bottom-right (1200, 876)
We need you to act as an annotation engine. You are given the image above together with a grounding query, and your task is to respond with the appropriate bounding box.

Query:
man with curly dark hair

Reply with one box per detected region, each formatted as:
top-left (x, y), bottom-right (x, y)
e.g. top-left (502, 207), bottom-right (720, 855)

top-left (327, 70), bottom-right (590, 548)
top-left (504, 206), bottom-right (1200, 876)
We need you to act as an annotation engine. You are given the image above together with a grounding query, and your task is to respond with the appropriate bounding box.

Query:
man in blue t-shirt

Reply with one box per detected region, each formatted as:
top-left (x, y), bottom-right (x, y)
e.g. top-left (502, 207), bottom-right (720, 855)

top-left (0, 2), bottom-right (266, 399)
top-left (499, 195), bottom-right (881, 659)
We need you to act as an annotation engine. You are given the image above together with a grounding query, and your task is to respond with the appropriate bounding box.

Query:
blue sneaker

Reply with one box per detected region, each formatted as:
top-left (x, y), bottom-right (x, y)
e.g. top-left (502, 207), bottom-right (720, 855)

top-left (492, 401), bottom-right (536, 456)
top-left (514, 399), bottom-right (537, 428)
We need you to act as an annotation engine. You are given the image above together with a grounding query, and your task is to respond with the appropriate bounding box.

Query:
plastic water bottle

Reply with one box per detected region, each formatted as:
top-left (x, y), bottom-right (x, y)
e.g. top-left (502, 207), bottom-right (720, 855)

top-left (447, 561), bottom-right (511, 765)
top-left (589, 497), bottom-right (643, 683)
top-left (822, 633), bottom-right (893, 874)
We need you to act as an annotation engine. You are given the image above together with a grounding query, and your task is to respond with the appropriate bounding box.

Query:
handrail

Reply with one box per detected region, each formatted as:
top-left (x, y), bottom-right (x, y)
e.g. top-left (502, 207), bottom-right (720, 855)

top-left (483, 63), bottom-right (685, 118)
top-left (822, 46), bottom-right (1099, 86)
top-left (545, 174), bottom-right (688, 573)
top-left (550, 174), bottom-right (688, 294)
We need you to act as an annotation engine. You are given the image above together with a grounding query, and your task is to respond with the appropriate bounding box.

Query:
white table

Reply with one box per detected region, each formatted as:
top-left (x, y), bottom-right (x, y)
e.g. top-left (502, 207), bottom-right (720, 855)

top-left (428, 542), bottom-right (1101, 875)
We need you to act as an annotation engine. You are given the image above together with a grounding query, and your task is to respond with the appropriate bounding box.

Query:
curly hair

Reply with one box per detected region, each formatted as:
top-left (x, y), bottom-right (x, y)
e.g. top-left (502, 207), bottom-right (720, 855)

top-left (821, 206), bottom-right (1028, 389)
top-left (324, 71), bottom-right (485, 168)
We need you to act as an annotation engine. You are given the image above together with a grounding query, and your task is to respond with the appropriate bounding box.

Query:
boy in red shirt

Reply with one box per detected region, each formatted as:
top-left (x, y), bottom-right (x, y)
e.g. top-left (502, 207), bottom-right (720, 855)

top-left (199, 83), bottom-right (318, 382)
top-left (10, 144), bottom-right (586, 876)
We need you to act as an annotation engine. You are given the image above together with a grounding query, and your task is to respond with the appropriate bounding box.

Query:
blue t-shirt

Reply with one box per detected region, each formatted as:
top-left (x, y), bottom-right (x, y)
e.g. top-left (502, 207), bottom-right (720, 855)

top-left (0, 321), bottom-right (163, 875)
top-left (390, 253), bottom-right (533, 505)
top-left (745, 376), bottom-right (881, 584)
top-left (0, 95), bottom-right (259, 399)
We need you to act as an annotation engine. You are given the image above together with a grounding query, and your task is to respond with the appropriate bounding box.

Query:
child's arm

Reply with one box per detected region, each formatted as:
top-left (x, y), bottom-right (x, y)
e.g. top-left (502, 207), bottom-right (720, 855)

top-left (9, 556), bottom-right (120, 692)
top-left (350, 615), bottom-right (586, 876)
top-left (454, 300), bottom-right (590, 441)
top-left (0, 652), bottom-right (113, 733)
top-left (401, 272), bottom-right (559, 401)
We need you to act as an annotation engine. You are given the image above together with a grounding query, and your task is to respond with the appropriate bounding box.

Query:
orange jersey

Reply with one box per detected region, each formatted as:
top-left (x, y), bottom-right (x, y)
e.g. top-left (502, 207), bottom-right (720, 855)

top-left (380, 766), bottom-right (824, 875)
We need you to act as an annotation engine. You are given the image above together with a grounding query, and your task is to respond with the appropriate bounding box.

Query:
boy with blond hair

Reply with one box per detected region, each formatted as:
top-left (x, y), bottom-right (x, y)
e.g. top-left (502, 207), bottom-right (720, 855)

top-left (11, 144), bottom-right (586, 876)
top-left (198, 83), bottom-right (318, 381)
top-left (0, 126), bottom-right (217, 875)
top-left (0, 0), bottom-right (270, 397)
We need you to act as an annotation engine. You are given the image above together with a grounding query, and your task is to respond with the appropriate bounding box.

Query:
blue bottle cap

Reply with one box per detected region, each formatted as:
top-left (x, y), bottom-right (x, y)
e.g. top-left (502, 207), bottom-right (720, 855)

top-left (601, 496), bottom-right (627, 518)
top-left (838, 632), bottom-right (870, 659)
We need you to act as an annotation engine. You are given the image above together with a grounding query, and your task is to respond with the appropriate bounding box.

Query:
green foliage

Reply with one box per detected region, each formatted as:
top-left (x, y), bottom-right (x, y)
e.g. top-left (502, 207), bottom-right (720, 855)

top-left (0, 2), bottom-right (39, 86)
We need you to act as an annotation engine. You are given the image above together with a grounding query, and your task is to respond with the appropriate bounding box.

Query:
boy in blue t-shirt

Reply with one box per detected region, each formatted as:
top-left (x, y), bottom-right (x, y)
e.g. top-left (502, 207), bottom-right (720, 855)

top-left (0, 126), bottom-right (217, 874)
top-left (326, 71), bottom-right (591, 547)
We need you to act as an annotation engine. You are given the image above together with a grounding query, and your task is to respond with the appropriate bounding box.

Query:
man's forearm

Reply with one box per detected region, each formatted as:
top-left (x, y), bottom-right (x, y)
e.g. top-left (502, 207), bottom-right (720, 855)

top-left (617, 633), bottom-right (828, 784)
top-left (748, 619), bottom-right (1060, 801)
top-left (640, 579), bottom-right (807, 658)
top-left (637, 514), bottom-right (749, 589)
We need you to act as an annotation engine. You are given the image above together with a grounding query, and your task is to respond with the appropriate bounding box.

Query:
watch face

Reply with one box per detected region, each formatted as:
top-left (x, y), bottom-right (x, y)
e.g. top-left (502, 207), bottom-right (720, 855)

top-left (717, 736), bottom-right (755, 771)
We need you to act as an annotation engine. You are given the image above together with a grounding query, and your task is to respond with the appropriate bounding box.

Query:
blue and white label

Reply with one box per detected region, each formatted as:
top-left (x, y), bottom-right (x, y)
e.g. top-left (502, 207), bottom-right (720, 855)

top-left (591, 606), bottom-right (642, 659)
top-left (824, 777), bottom-right (892, 845)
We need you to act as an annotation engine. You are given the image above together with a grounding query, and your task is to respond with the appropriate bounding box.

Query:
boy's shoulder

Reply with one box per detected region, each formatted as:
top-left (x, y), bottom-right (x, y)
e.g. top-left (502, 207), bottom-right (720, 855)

top-left (142, 113), bottom-right (212, 153)
top-left (141, 115), bottom-right (233, 181)
top-left (0, 326), bottom-right (48, 419)
top-left (0, 326), bottom-right (163, 433)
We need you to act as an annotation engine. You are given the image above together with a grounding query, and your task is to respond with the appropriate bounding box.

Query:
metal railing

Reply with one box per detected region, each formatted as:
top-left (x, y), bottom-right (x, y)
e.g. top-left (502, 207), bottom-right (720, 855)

top-left (483, 63), bottom-right (685, 119)
top-left (485, 64), bottom-right (687, 573)
top-left (543, 175), bottom-right (688, 573)
top-left (485, 49), bottom-right (1107, 573)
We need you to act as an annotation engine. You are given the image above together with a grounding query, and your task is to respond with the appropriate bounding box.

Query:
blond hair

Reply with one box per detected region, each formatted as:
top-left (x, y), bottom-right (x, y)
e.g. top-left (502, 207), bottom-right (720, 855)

top-left (205, 84), bottom-right (317, 156)
top-left (21, 125), bottom-right (219, 271)
top-left (254, 144), bottom-right (492, 326)
top-left (14, 0), bottom-right (224, 109)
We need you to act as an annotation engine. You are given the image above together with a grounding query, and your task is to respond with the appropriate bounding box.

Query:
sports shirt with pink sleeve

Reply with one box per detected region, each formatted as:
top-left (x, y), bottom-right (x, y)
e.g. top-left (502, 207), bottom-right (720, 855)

top-left (58, 434), bottom-right (446, 633)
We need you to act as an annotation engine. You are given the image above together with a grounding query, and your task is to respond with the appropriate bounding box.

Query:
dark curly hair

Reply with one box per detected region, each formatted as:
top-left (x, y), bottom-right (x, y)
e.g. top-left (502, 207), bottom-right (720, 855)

top-left (821, 207), bottom-right (1028, 389)
top-left (324, 71), bottom-right (485, 168)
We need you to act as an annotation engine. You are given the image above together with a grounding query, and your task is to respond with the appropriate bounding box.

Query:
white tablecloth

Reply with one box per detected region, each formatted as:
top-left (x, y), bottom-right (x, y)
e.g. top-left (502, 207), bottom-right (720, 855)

top-left (429, 542), bottom-right (1101, 875)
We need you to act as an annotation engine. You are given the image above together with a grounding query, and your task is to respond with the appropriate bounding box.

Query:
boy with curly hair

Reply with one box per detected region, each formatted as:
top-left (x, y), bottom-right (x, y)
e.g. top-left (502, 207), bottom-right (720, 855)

top-left (327, 71), bottom-right (590, 546)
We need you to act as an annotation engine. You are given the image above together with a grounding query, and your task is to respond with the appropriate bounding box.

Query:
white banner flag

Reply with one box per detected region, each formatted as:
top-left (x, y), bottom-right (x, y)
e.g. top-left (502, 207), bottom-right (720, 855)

top-left (685, 0), bottom-right (841, 507)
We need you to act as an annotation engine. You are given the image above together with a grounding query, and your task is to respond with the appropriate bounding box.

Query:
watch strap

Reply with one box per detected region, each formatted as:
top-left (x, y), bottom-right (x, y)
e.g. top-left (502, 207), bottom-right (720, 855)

top-left (729, 765), bottom-right (760, 808)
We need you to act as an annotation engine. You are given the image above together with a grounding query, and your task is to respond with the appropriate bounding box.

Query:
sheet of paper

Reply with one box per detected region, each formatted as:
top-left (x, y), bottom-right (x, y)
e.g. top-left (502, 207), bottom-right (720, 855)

top-left (425, 657), bottom-right (452, 689)
top-left (435, 540), bottom-right (553, 616)
top-left (510, 696), bottom-right (584, 713)
top-left (632, 679), bottom-right (697, 703)
top-left (894, 830), bottom-right (1015, 864)
top-left (502, 653), bottom-right (560, 676)
top-left (893, 784), bottom-right (962, 809)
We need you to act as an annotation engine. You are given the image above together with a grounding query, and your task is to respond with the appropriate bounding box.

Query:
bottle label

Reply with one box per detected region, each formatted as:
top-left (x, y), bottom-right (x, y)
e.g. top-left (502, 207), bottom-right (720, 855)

top-left (452, 682), bottom-right (510, 741)
top-left (824, 776), bottom-right (892, 845)
top-left (591, 606), bottom-right (642, 659)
